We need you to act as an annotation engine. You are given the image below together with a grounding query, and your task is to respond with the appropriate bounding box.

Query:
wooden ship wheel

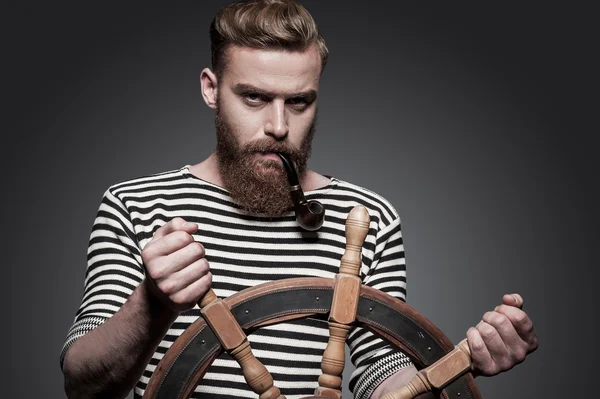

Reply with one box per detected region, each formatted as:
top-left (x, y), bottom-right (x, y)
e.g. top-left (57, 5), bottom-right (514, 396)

top-left (143, 206), bottom-right (482, 399)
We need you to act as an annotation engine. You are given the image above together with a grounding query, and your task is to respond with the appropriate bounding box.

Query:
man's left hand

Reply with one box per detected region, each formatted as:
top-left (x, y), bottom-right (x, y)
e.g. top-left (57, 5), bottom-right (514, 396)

top-left (466, 293), bottom-right (538, 376)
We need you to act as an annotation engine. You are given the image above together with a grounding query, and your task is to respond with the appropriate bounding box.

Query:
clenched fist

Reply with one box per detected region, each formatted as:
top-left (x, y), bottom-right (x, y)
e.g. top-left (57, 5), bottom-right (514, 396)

top-left (141, 217), bottom-right (212, 312)
top-left (467, 293), bottom-right (538, 376)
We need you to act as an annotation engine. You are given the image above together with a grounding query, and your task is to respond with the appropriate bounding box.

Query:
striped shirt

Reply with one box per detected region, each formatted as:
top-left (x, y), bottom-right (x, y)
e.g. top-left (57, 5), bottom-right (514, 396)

top-left (61, 166), bottom-right (411, 399)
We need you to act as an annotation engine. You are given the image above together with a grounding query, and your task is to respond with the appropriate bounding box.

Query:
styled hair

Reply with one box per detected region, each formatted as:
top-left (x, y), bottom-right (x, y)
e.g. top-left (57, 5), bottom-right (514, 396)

top-left (210, 0), bottom-right (328, 76)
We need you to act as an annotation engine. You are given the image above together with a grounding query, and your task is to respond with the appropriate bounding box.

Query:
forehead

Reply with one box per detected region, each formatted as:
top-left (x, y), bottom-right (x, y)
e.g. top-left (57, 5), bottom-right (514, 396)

top-left (220, 44), bottom-right (322, 94)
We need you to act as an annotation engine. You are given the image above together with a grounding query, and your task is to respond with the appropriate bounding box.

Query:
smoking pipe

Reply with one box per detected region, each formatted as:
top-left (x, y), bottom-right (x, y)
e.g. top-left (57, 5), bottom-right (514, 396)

top-left (277, 152), bottom-right (325, 231)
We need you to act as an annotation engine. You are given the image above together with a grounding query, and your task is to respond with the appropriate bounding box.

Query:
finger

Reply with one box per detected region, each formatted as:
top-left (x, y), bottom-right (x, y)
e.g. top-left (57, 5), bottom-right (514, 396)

top-left (170, 272), bottom-right (213, 310)
top-left (494, 305), bottom-right (538, 351)
top-left (153, 217), bottom-right (198, 240)
top-left (143, 230), bottom-right (196, 264)
top-left (467, 327), bottom-right (495, 375)
top-left (148, 241), bottom-right (206, 280)
top-left (157, 258), bottom-right (210, 295)
top-left (482, 310), bottom-right (523, 346)
top-left (502, 293), bottom-right (523, 309)
top-left (482, 311), bottom-right (528, 364)
top-left (477, 320), bottom-right (511, 371)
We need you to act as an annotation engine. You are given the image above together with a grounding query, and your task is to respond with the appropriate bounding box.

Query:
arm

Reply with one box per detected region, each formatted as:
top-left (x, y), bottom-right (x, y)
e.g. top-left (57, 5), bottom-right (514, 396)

top-left (349, 214), bottom-right (415, 399)
top-left (63, 282), bottom-right (178, 398)
top-left (370, 294), bottom-right (539, 399)
top-left (62, 189), bottom-right (211, 398)
top-left (352, 211), bottom-right (537, 398)
top-left (371, 366), bottom-right (434, 399)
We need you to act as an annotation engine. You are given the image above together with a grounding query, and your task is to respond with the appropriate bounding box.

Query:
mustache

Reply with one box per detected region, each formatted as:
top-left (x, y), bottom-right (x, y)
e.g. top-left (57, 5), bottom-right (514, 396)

top-left (240, 139), bottom-right (303, 161)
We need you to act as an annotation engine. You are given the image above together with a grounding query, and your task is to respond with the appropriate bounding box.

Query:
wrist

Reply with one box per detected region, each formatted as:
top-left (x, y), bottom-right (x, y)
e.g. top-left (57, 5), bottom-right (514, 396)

top-left (139, 279), bottom-right (180, 323)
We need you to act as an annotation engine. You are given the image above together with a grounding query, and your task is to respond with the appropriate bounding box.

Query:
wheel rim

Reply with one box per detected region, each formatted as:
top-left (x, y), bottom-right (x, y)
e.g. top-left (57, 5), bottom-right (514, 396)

top-left (143, 277), bottom-right (481, 399)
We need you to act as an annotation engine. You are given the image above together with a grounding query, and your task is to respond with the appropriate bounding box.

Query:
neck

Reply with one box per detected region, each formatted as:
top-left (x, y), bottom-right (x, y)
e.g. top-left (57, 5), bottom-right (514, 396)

top-left (189, 153), bottom-right (223, 187)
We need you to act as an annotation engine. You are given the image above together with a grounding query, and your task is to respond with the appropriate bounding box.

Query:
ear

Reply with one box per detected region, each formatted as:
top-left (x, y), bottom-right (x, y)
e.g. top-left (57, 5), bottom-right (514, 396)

top-left (200, 68), bottom-right (218, 109)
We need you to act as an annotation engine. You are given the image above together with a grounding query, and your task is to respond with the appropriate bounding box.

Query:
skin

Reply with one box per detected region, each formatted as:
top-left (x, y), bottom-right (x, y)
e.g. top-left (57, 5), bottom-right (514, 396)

top-left (62, 219), bottom-right (207, 398)
top-left (61, 44), bottom-right (330, 399)
top-left (189, 44), bottom-right (331, 191)
top-left (62, 44), bottom-right (538, 398)
top-left (371, 294), bottom-right (538, 398)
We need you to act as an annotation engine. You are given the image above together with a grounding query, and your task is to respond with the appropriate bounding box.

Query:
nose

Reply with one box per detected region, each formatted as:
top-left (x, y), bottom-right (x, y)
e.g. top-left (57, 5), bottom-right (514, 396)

top-left (264, 100), bottom-right (289, 139)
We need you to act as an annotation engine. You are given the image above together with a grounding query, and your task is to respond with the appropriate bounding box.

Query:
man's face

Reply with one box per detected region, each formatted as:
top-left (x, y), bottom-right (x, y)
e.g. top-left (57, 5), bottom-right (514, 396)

top-left (214, 44), bottom-right (321, 216)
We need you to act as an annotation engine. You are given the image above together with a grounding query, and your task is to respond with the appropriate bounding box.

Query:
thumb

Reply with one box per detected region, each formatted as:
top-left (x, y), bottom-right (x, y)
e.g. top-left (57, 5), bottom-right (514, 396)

top-left (502, 293), bottom-right (523, 309)
top-left (181, 220), bottom-right (199, 235)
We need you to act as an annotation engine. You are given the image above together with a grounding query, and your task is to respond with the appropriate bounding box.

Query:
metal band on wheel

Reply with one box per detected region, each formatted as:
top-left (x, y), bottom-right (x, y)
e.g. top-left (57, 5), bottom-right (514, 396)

top-left (143, 277), bottom-right (481, 399)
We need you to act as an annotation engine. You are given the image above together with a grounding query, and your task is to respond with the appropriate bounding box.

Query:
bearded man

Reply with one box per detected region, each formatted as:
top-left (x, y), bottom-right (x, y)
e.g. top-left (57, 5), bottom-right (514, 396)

top-left (60, 1), bottom-right (538, 398)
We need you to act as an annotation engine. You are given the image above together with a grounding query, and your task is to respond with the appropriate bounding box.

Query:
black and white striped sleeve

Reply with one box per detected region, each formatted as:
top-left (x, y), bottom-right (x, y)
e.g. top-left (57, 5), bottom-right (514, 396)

top-left (60, 187), bottom-right (145, 369)
top-left (348, 216), bottom-right (413, 399)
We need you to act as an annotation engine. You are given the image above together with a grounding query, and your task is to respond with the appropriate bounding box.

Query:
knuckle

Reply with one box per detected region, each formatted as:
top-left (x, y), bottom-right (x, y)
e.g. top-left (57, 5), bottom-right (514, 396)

top-left (530, 335), bottom-right (539, 351)
top-left (483, 311), bottom-right (497, 323)
top-left (513, 310), bottom-right (529, 325)
top-left (191, 283), bottom-right (209, 302)
top-left (492, 313), bottom-right (510, 328)
top-left (191, 242), bottom-right (206, 258)
top-left (195, 258), bottom-right (210, 274)
top-left (478, 323), bottom-right (497, 340)
top-left (198, 254), bottom-right (208, 266)
top-left (484, 312), bottom-right (508, 330)
top-left (500, 358), bottom-right (513, 371)
top-left (524, 321), bottom-right (535, 334)
top-left (470, 339), bottom-right (485, 352)
top-left (172, 217), bottom-right (186, 227)
top-left (468, 333), bottom-right (485, 353)
top-left (203, 259), bottom-right (211, 272)
top-left (202, 272), bottom-right (213, 288)
top-left (487, 363), bottom-right (500, 375)
top-left (472, 360), bottom-right (484, 373)
top-left (200, 275), bottom-right (212, 294)
top-left (158, 279), bottom-right (177, 295)
top-left (474, 358), bottom-right (493, 374)
top-left (141, 246), bottom-right (155, 264)
top-left (174, 231), bottom-right (193, 246)
top-left (513, 348), bottom-right (527, 363)
top-left (146, 266), bottom-right (163, 281)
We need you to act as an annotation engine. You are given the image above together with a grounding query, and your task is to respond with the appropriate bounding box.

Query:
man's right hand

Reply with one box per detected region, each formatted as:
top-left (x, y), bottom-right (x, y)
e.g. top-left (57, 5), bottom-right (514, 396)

top-left (141, 217), bottom-right (212, 312)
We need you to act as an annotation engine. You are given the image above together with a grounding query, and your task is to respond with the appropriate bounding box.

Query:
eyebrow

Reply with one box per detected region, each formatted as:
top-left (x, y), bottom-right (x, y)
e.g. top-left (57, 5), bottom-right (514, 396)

top-left (232, 83), bottom-right (317, 101)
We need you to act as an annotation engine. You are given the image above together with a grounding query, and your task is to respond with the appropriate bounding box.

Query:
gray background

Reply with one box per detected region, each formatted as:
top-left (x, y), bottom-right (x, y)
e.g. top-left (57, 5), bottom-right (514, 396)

top-left (3, 1), bottom-right (598, 398)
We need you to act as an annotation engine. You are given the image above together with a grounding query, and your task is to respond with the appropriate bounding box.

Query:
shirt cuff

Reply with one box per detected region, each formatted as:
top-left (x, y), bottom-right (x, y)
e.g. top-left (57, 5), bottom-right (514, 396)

top-left (60, 316), bottom-right (107, 370)
top-left (353, 351), bottom-right (413, 399)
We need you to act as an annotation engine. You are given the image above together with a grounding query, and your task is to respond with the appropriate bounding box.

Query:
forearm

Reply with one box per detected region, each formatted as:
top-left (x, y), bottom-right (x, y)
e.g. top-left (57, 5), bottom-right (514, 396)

top-left (369, 366), bottom-right (435, 399)
top-left (63, 282), bottom-right (178, 399)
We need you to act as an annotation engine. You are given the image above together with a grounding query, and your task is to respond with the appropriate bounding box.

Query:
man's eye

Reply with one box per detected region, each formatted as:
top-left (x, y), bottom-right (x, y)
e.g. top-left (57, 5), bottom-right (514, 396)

top-left (287, 97), bottom-right (309, 108)
top-left (245, 93), bottom-right (263, 103)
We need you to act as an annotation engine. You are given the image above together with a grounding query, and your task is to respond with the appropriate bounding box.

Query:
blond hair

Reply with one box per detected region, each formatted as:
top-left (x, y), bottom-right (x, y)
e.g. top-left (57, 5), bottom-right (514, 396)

top-left (210, 0), bottom-right (328, 75)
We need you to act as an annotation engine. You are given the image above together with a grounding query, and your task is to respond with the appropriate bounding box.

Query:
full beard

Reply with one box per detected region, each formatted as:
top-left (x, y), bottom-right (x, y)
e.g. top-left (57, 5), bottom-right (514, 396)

top-left (215, 107), bottom-right (316, 216)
